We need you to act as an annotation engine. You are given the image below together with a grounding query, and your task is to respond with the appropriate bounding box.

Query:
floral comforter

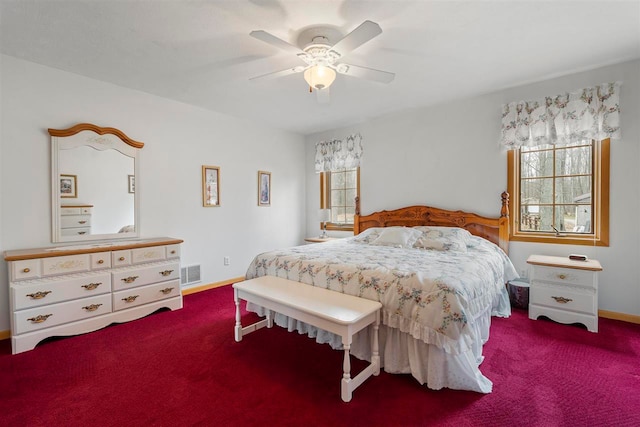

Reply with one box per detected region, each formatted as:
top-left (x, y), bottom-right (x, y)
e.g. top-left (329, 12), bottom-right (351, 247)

top-left (246, 236), bottom-right (518, 354)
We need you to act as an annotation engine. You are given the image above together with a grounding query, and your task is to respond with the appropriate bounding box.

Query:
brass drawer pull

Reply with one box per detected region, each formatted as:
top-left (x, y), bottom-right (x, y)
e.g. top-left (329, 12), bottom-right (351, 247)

top-left (78, 220), bottom-right (87, 224)
top-left (81, 282), bottom-right (102, 291)
top-left (160, 287), bottom-right (174, 295)
top-left (26, 291), bottom-right (52, 300)
top-left (23, 268), bottom-right (31, 273)
top-left (122, 295), bottom-right (139, 303)
top-left (82, 303), bottom-right (103, 312)
top-left (121, 276), bottom-right (139, 284)
top-left (78, 231), bottom-right (86, 235)
top-left (160, 270), bottom-right (174, 277)
top-left (27, 314), bottom-right (52, 323)
top-left (170, 250), bottom-right (176, 254)
top-left (97, 259), bottom-right (104, 264)
top-left (557, 274), bottom-right (567, 280)
top-left (118, 256), bottom-right (126, 261)
top-left (552, 296), bottom-right (573, 304)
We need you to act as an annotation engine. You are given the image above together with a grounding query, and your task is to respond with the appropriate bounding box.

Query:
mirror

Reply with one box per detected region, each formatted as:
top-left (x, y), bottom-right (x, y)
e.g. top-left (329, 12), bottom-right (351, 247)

top-left (50, 123), bottom-right (143, 243)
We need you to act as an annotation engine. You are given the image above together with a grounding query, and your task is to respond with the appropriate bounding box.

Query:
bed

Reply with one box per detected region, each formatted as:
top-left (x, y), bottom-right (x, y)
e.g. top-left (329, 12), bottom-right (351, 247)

top-left (244, 192), bottom-right (518, 393)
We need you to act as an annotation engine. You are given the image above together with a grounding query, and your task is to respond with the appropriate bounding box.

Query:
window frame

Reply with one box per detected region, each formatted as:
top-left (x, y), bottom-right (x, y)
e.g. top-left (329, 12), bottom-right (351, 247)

top-left (320, 167), bottom-right (360, 232)
top-left (507, 138), bottom-right (609, 246)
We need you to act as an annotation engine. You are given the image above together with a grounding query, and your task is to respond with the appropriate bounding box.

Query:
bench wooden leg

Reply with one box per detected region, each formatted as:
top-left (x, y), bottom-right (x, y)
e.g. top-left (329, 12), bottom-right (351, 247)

top-left (234, 289), bottom-right (243, 342)
top-left (341, 313), bottom-right (381, 402)
top-left (372, 311), bottom-right (380, 376)
top-left (341, 344), bottom-right (353, 402)
top-left (234, 290), bottom-right (272, 342)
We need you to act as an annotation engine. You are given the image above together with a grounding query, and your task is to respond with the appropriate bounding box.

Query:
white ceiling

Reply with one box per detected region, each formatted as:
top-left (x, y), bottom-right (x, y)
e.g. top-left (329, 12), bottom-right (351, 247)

top-left (1, 1), bottom-right (639, 135)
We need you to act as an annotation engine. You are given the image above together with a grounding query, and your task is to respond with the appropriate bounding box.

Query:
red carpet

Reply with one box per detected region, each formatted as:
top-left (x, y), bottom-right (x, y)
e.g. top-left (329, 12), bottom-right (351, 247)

top-left (1, 284), bottom-right (639, 427)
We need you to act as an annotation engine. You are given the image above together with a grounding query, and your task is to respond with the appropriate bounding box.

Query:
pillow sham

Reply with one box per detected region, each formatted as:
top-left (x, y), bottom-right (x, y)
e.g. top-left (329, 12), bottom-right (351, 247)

top-left (352, 227), bottom-right (384, 244)
top-left (413, 226), bottom-right (471, 252)
top-left (370, 227), bottom-right (422, 248)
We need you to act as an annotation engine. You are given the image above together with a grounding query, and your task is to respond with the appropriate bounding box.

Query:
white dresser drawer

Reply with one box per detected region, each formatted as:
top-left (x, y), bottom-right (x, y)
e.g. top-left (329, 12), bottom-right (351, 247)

top-left (166, 244), bottom-right (181, 259)
top-left (131, 246), bottom-right (166, 264)
top-left (112, 250), bottom-right (132, 267)
top-left (113, 279), bottom-right (180, 311)
top-left (42, 254), bottom-right (90, 277)
top-left (90, 252), bottom-right (111, 270)
top-left (61, 227), bottom-right (91, 237)
top-left (530, 282), bottom-right (597, 315)
top-left (60, 215), bottom-right (92, 228)
top-left (14, 293), bottom-right (112, 334)
top-left (12, 272), bottom-right (111, 310)
top-left (112, 262), bottom-right (180, 291)
top-left (60, 207), bottom-right (82, 215)
top-left (11, 259), bottom-right (41, 282)
top-left (532, 265), bottom-right (596, 288)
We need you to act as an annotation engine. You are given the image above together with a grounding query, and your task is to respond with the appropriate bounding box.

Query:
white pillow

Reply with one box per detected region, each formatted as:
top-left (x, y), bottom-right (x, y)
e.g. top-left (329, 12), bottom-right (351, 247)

top-left (413, 226), bottom-right (471, 252)
top-left (352, 227), bottom-right (384, 244)
top-left (370, 227), bottom-right (422, 248)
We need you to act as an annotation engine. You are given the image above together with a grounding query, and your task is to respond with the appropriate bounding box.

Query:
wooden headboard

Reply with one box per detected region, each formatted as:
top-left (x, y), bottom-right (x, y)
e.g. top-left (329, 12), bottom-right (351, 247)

top-left (354, 192), bottom-right (510, 254)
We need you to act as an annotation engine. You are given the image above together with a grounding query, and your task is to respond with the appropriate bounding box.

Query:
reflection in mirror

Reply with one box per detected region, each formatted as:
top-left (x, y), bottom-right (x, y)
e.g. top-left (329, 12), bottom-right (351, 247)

top-left (50, 124), bottom-right (143, 243)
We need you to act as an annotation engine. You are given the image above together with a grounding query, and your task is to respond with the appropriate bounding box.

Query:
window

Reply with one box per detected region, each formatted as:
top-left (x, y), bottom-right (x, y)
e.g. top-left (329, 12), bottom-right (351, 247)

top-left (507, 139), bottom-right (609, 246)
top-left (320, 168), bottom-right (360, 231)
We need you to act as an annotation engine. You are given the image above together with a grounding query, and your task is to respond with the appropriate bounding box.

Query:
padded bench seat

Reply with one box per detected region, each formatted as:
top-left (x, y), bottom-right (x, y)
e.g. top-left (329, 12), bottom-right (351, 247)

top-left (233, 275), bottom-right (382, 402)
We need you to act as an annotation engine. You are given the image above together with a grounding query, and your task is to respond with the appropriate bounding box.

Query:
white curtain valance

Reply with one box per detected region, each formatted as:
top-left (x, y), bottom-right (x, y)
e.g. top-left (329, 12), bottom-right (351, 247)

top-left (315, 133), bottom-right (363, 173)
top-left (501, 82), bottom-right (621, 149)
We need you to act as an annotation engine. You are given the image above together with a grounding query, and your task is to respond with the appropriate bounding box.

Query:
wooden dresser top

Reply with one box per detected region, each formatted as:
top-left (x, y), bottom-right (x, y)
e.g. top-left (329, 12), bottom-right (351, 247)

top-left (4, 237), bottom-right (183, 261)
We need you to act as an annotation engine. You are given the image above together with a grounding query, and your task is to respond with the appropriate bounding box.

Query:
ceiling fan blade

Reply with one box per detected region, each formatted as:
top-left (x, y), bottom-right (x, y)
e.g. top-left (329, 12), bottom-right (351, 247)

top-left (250, 66), bottom-right (306, 81)
top-left (316, 87), bottom-right (330, 104)
top-left (329, 20), bottom-right (382, 58)
top-left (250, 30), bottom-right (305, 55)
top-left (335, 63), bottom-right (395, 84)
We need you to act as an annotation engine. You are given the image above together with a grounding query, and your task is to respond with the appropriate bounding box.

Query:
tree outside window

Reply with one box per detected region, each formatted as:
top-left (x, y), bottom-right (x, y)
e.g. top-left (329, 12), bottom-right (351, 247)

top-left (507, 139), bottom-right (609, 246)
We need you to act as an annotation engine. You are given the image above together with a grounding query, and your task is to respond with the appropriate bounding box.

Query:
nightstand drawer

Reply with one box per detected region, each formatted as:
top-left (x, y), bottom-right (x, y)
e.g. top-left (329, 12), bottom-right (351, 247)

top-left (532, 265), bottom-right (596, 288)
top-left (530, 283), bottom-right (596, 315)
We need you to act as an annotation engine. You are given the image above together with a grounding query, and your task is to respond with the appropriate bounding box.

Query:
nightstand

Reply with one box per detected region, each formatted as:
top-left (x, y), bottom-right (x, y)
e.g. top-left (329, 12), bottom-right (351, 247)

top-left (304, 237), bottom-right (338, 243)
top-left (527, 255), bottom-right (602, 332)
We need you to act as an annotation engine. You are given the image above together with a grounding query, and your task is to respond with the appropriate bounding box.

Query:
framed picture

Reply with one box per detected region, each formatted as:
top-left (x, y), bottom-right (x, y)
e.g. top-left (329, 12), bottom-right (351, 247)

top-left (60, 174), bottom-right (77, 198)
top-left (128, 175), bottom-right (135, 193)
top-left (258, 170), bottom-right (271, 206)
top-left (202, 165), bottom-right (220, 207)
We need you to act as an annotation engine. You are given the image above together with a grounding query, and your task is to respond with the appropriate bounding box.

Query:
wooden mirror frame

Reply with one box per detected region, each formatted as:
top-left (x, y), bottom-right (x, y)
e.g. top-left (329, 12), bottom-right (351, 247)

top-left (49, 123), bottom-right (143, 243)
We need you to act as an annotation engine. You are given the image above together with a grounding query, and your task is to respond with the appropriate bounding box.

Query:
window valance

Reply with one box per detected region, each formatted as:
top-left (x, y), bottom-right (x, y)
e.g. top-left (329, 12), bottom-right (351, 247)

top-left (315, 133), bottom-right (363, 173)
top-left (501, 82), bottom-right (621, 149)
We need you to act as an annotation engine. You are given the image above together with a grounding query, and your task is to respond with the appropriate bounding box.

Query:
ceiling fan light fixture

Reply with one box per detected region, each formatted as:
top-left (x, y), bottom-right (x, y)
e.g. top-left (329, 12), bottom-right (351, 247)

top-left (304, 65), bottom-right (336, 90)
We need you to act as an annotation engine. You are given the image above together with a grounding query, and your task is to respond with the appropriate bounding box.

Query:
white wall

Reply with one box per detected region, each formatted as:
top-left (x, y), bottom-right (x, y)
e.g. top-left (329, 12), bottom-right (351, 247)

top-left (0, 55), bottom-right (307, 332)
top-left (306, 60), bottom-right (640, 317)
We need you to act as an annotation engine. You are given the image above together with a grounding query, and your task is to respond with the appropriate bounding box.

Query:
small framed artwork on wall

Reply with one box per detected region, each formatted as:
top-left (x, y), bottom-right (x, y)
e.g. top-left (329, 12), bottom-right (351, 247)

top-left (128, 175), bottom-right (135, 193)
top-left (202, 165), bottom-right (220, 207)
top-left (258, 170), bottom-right (271, 206)
top-left (60, 174), bottom-right (77, 198)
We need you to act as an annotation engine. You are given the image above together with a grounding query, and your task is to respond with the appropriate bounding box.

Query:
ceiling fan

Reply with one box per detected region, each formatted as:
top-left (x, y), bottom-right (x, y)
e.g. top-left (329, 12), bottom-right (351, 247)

top-left (249, 20), bottom-right (395, 102)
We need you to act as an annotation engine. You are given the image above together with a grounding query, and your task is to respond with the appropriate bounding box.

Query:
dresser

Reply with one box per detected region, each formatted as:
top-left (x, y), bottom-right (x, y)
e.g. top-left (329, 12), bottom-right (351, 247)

top-left (527, 255), bottom-right (602, 332)
top-left (4, 237), bottom-right (183, 354)
top-left (60, 204), bottom-right (93, 237)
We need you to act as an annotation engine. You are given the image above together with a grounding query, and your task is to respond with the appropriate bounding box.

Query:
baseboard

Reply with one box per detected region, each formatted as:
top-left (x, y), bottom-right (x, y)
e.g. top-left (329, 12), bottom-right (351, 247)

top-left (181, 276), bottom-right (245, 296)
top-left (599, 310), bottom-right (640, 325)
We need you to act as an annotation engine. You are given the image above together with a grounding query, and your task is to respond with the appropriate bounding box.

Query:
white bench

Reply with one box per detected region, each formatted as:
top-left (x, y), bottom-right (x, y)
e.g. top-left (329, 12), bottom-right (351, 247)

top-left (233, 276), bottom-right (382, 402)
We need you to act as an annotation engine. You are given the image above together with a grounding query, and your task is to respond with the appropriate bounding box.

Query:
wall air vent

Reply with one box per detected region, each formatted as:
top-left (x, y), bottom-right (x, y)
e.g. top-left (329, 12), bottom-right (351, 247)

top-left (180, 264), bottom-right (201, 286)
